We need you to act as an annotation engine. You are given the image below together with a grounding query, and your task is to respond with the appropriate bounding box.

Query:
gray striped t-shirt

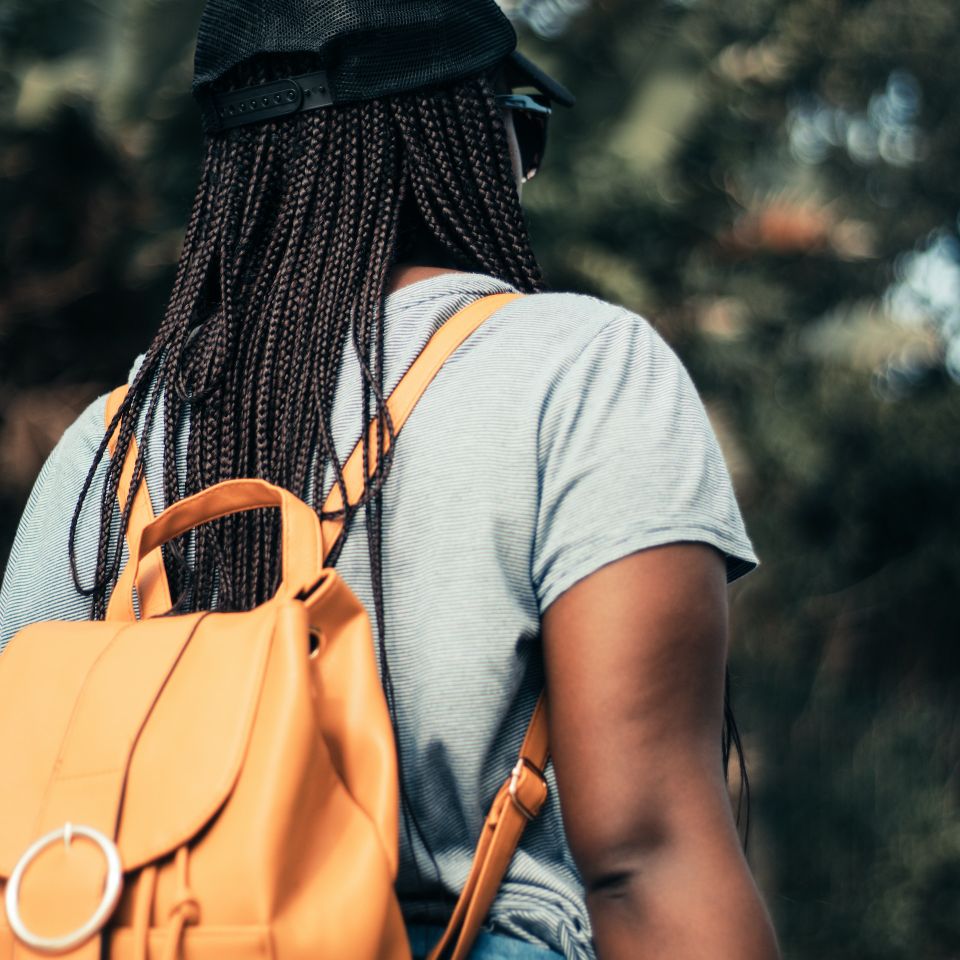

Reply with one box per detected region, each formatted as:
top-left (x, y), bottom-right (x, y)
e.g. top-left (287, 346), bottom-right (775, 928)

top-left (0, 272), bottom-right (758, 959)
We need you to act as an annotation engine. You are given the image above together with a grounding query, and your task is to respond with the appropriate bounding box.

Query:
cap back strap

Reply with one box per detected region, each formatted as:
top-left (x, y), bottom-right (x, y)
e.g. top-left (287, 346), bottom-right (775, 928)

top-left (199, 71), bottom-right (333, 134)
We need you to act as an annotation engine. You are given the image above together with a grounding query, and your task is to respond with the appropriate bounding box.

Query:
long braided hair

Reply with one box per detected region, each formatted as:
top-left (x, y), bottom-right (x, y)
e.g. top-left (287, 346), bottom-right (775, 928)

top-left (70, 52), bottom-right (544, 614)
top-left (69, 52), bottom-right (545, 878)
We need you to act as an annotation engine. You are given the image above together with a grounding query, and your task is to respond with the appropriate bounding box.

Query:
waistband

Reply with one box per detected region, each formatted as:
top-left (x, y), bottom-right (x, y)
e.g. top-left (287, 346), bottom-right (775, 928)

top-left (407, 923), bottom-right (565, 960)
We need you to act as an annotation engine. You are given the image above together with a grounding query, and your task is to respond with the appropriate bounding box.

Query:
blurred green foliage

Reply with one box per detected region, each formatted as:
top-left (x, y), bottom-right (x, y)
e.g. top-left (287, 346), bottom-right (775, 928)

top-left (1, 0), bottom-right (958, 956)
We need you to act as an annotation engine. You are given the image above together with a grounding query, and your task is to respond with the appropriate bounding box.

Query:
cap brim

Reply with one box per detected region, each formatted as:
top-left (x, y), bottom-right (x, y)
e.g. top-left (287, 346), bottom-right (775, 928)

top-left (506, 50), bottom-right (575, 108)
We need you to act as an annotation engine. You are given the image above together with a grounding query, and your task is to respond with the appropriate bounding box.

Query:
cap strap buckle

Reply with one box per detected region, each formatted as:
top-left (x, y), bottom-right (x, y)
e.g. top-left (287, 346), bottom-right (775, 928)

top-left (209, 71), bottom-right (333, 132)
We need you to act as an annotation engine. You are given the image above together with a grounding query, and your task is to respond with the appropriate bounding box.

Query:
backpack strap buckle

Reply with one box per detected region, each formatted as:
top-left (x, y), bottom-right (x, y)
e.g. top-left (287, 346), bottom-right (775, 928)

top-left (507, 757), bottom-right (548, 822)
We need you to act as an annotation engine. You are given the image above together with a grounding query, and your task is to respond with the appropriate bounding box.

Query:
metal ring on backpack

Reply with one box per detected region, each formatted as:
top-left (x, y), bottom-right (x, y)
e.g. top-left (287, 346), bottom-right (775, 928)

top-left (5, 822), bottom-right (124, 954)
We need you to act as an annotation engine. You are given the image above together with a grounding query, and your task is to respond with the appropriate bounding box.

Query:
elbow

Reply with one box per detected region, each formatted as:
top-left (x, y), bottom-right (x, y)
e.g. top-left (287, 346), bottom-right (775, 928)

top-left (568, 758), bottom-right (741, 895)
top-left (572, 816), bottom-right (676, 899)
top-left (572, 813), bottom-right (782, 960)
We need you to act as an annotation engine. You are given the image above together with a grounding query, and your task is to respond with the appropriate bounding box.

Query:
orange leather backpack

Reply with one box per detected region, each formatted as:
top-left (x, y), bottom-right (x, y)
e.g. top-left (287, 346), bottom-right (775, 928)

top-left (0, 293), bottom-right (550, 960)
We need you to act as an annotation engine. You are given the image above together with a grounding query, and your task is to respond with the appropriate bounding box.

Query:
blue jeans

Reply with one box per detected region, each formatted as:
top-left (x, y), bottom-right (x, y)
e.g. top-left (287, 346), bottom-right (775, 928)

top-left (407, 923), bottom-right (564, 960)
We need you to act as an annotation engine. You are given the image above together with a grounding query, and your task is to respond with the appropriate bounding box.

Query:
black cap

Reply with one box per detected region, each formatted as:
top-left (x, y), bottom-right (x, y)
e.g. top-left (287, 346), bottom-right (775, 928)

top-left (192, 0), bottom-right (574, 134)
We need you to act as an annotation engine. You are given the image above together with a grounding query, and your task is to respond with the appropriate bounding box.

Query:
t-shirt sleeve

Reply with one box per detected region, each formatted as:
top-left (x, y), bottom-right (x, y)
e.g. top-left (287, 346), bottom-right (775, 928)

top-left (0, 393), bottom-right (112, 652)
top-left (532, 308), bottom-right (758, 613)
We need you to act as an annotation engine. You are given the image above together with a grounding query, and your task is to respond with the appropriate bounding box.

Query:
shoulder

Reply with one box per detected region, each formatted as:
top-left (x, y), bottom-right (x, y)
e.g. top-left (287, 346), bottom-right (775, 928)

top-left (471, 289), bottom-right (699, 414)
top-left (488, 289), bottom-right (661, 352)
top-left (18, 388), bottom-right (115, 540)
top-left (466, 289), bottom-right (684, 397)
top-left (48, 391), bottom-right (113, 479)
top-left (0, 390), bottom-right (114, 646)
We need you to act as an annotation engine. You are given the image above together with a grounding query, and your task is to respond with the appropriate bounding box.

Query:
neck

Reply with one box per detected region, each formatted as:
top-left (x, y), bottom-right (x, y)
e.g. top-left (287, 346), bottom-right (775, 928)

top-left (388, 230), bottom-right (467, 294)
top-left (386, 264), bottom-right (466, 295)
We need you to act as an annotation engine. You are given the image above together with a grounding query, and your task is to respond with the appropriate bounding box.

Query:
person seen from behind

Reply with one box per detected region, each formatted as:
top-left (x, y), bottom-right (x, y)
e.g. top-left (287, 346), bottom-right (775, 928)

top-left (0, 1), bottom-right (782, 957)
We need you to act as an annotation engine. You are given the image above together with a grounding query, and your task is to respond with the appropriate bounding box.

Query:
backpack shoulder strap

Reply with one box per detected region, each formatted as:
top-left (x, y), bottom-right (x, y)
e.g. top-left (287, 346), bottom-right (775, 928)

top-left (317, 291), bottom-right (519, 558)
top-left (103, 386), bottom-right (174, 616)
top-left (425, 693), bottom-right (549, 960)
top-left (311, 290), bottom-right (549, 959)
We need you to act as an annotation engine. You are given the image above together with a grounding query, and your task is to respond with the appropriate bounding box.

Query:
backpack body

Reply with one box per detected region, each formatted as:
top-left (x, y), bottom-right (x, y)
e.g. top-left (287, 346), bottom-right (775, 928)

top-left (0, 525), bottom-right (407, 960)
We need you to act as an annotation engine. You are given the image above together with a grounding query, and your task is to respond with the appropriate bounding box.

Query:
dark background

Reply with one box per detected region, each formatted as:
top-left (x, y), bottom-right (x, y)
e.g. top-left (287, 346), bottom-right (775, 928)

top-left (1, 1), bottom-right (958, 955)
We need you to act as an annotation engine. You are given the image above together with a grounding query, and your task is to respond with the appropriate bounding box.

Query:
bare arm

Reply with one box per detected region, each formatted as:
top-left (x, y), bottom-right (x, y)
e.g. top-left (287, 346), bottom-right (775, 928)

top-left (542, 543), bottom-right (780, 960)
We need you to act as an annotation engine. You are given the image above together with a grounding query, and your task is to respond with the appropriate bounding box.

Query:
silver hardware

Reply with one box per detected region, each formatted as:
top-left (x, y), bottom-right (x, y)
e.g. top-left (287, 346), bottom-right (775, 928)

top-left (507, 758), bottom-right (547, 821)
top-left (5, 822), bottom-right (124, 954)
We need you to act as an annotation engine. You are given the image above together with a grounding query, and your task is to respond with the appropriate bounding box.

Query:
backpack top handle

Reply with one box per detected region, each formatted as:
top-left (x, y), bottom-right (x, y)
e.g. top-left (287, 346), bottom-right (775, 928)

top-left (105, 478), bottom-right (324, 622)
